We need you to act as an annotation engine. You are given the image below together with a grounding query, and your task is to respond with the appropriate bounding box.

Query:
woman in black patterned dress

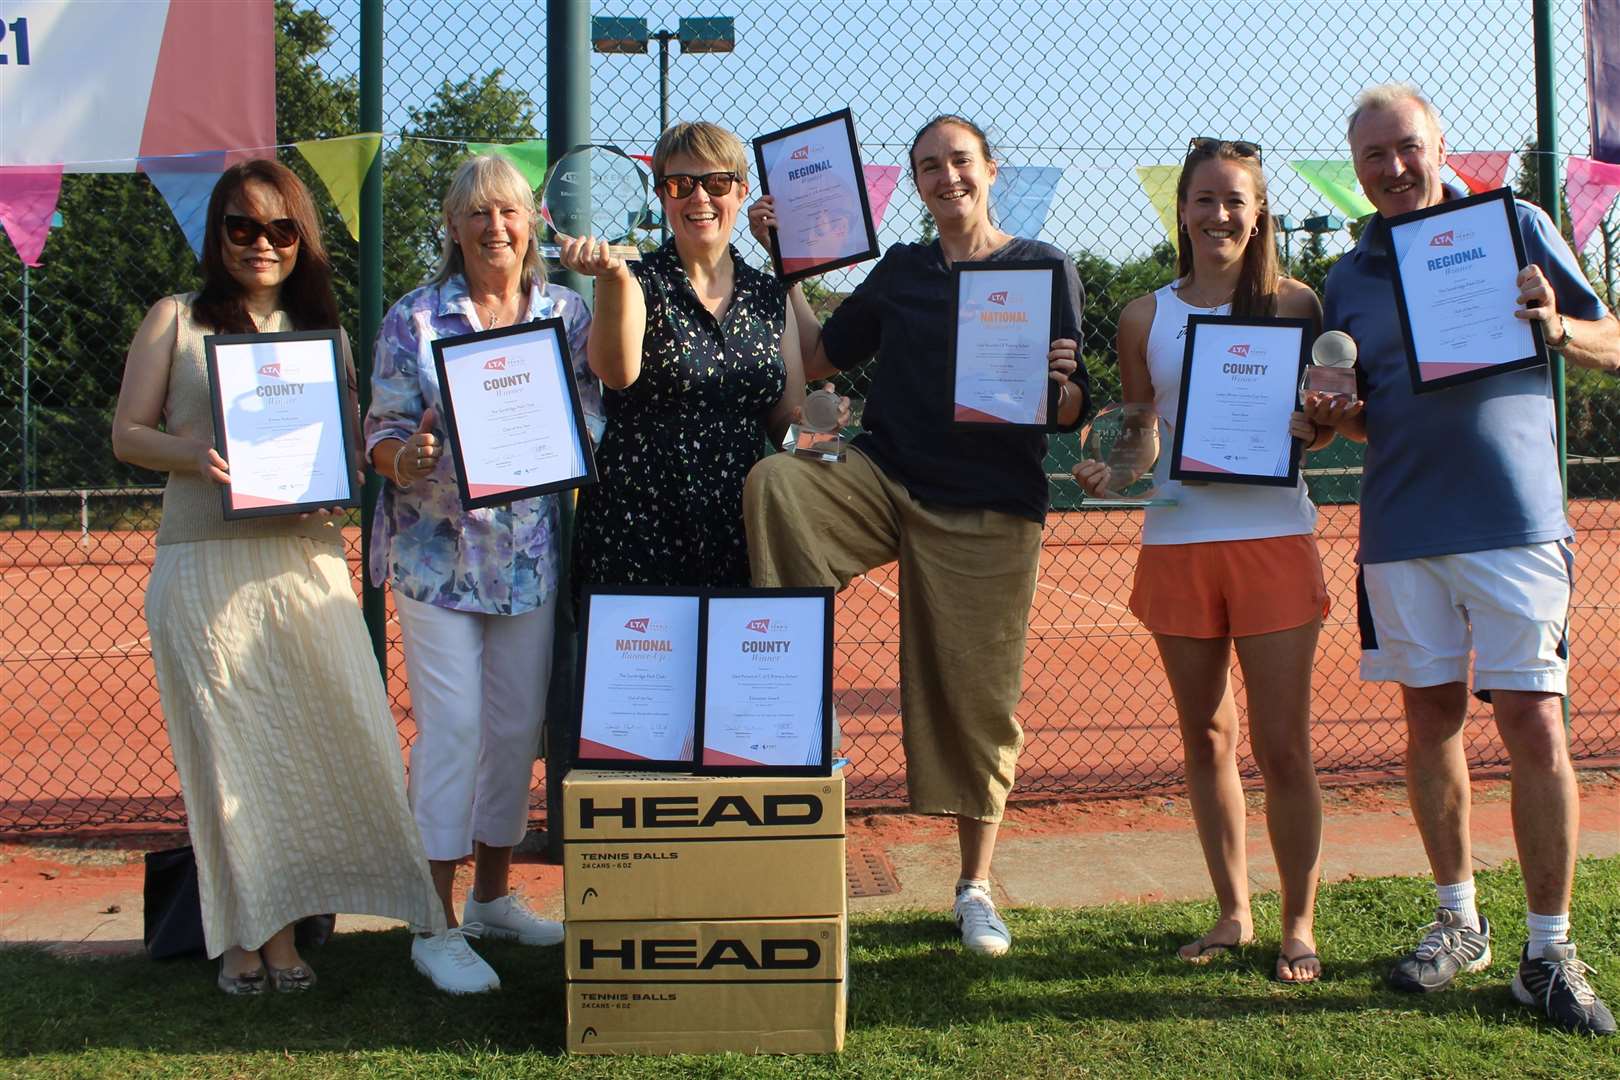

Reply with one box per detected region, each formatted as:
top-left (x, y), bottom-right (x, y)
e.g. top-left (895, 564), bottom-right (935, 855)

top-left (560, 121), bottom-right (804, 588)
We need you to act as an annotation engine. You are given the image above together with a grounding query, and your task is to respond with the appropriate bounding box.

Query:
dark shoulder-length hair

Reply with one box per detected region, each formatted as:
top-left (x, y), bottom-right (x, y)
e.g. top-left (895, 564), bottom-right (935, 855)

top-left (192, 158), bottom-right (340, 334)
top-left (1174, 142), bottom-right (1280, 317)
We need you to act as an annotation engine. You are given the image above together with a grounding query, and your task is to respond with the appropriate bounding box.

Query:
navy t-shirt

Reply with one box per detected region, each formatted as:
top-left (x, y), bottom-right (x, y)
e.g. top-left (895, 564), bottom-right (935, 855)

top-left (820, 238), bottom-right (1087, 522)
top-left (1323, 190), bottom-right (1606, 564)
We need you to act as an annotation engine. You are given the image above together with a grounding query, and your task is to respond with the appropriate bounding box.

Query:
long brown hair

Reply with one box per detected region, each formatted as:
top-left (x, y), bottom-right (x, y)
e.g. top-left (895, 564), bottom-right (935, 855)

top-left (1174, 142), bottom-right (1279, 317)
top-left (193, 159), bottom-right (340, 334)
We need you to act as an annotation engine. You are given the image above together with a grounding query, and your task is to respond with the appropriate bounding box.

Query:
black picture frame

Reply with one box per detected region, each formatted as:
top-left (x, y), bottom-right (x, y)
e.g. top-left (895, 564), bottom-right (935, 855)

top-left (693, 587), bottom-right (835, 778)
top-left (573, 585), bottom-right (705, 772)
top-left (204, 328), bottom-right (359, 521)
top-left (948, 259), bottom-right (1063, 430)
top-left (1385, 187), bottom-right (1548, 394)
top-left (752, 108), bottom-right (881, 284)
top-left (430, 318), bottom-right (598, 511)
top-left (1168, 314), bottom-right (1310, 487)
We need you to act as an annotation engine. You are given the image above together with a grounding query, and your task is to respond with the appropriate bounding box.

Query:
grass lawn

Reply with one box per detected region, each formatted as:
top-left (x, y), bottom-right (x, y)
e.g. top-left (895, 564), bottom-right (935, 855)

top-left (3, 858), bottom-right (1618, 1078)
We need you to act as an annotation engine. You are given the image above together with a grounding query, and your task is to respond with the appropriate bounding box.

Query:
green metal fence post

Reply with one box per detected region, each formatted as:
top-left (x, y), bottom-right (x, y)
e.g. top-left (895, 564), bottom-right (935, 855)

top-left (544, 0), bottom-right (591, 861)
top-left (358, 0), bottom-right (387, 679)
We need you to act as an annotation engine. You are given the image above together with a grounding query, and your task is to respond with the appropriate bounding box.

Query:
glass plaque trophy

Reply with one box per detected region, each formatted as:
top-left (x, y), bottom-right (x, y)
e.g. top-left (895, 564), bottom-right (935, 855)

top-left (1299, 329), bottom-right (1359, 403)
top-left (785, 387), bottom-right (846, 463)
top-left (1080, 402), bottom-right (1178, 506)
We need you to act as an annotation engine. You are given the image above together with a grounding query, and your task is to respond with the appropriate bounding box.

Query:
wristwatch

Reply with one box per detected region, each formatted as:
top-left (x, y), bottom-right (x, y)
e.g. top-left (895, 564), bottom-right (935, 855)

top-left (1548, 314), bottom-right (1574, 351)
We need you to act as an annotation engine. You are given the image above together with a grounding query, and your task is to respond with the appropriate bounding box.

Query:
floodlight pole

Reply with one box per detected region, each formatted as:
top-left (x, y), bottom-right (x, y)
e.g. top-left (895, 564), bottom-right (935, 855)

top-left (655, 30), bottom-right (676, 240)
top-left (358, 0), bottom-right (387, 678)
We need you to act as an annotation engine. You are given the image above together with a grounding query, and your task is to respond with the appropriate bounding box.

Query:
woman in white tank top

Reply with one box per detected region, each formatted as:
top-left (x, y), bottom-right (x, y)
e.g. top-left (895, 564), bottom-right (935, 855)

top-left (1075, 139), bottom-right (1335, 983)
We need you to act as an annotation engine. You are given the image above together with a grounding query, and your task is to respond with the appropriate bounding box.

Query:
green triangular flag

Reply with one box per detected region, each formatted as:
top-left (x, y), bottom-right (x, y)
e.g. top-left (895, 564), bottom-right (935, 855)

top-left (1289, 160), bottom-right (1376, 220)
top-left (1134, 165), bottom-right (1182, 245)
top-left (296, 134), bottom-right (382, 241)
top-left (467, 139), bottom-right (549, 190)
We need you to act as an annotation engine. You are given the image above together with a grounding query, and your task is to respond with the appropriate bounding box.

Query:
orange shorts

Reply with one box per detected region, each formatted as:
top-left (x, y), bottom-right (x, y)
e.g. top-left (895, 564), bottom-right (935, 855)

top-left (1129, 534), bottom-right (1329, 639)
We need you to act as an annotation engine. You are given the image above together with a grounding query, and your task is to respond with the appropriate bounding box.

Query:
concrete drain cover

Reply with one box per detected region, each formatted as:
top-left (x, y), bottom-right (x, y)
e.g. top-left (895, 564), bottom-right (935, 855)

top-left (846, 844), bottom-right (900, 898)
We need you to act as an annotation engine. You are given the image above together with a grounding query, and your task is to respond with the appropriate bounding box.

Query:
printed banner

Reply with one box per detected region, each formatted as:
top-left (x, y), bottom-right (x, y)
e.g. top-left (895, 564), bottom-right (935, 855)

top-left (1566, 155), bottom-right (1620, 250)
top-left (1447, 151), bottom-right (1512, 195)
top-left (1289, 160), bottom-right (1376, 219)
top-left (0, 1), bottom-right (274, 171)
top-left (863, 164), bottom-right (901, 230)
top-left (140, 151), bottom-right (229, 259)
top-left (1589, 0), bottom-right (1620, 163)
top-left (1134, 165), bottom-right (1181, 245)
top-left (0, 166), bottom-right (63, 266)
top-left (991, 165), bottom-right (1062, 240)
top-left (297, 135), bottom-right (383, 242)
top-left (468, 139), bottom-right (548, 190)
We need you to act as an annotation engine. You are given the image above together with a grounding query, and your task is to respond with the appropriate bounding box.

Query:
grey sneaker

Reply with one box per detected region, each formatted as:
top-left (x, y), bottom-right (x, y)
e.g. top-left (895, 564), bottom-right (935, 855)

top-left (953, 883), bottom-right (1010, 957)
top-left (1388, 907), bottom-right (1492, 993)
top-left (1512, 942), bottom-right (1617, 1036)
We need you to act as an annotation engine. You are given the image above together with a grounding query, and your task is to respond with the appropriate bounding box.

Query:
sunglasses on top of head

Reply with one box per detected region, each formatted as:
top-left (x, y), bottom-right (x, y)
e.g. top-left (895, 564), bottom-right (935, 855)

top-left (1186, 137), bottom-right (1263, 163)
top-left (656, 171), bottom-right (741, 199)
top-left (223, 214), bottom-right (299, 249)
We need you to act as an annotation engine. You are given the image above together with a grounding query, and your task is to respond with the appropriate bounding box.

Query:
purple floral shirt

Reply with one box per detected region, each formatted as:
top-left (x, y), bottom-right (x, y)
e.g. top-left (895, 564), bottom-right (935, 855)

top-left (365, 275), bottom-right (598, 615)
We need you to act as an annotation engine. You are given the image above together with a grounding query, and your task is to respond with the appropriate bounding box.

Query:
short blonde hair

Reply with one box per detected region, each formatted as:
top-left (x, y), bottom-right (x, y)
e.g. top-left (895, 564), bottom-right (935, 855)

top-left (651, 121), bottom-right (749, 183)
top-left (430, 154), bottom-right (544, 290)
top-left (1347, 83), bottom-right (1445, 146)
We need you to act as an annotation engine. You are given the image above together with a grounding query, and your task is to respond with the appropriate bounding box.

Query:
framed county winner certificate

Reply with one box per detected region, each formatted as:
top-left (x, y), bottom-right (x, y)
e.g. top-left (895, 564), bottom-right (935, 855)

top-left (949, 260), bottom-right (1062, 428)
top-left (204, 329), bottom-right (358, 520)
top-left (575, 587), bottom-right (703, 771)
top-left (753, 109), bottom-right (880, 283)
top-left (1386, 187), bottom-right (1547, 393)
top-left (431, 319), bottom-right (598, 511)
top-left (694, 588), bottom-right (834, 777)
top-left (1169, 315), bottom-right (1310, 487)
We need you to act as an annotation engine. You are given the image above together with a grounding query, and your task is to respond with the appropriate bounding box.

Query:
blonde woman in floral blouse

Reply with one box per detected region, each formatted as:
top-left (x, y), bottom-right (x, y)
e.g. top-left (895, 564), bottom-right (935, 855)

top-left (365, 154), bottom-right (600, 995)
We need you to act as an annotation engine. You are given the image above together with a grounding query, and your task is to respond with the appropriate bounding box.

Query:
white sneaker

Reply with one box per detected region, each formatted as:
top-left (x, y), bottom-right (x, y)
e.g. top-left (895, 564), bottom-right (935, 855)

top-left (953, 883), bottom-right (1011, 957)
top-left (411, 924), bottom-right (500, 994)
top-left (463, 891), bottom-right (564, 946)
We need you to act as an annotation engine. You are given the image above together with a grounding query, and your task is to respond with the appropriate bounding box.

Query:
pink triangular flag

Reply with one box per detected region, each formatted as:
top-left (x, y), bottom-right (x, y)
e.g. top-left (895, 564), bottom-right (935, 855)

top-left (0, 167), bottom-right (65, 267)
top-left (1447, 151), bottom-right (1512, 194)
top-left (1566, 155), bottom-right (1620, 250)
top-left (863, 164), bottom-right (902, 230)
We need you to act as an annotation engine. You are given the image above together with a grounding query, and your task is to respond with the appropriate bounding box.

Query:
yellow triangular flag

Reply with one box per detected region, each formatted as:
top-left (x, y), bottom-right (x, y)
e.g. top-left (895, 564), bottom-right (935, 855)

top-left (1135, 165), bottom-right (1182, 246)
top-left (296, 134), bottom-right (383, 242)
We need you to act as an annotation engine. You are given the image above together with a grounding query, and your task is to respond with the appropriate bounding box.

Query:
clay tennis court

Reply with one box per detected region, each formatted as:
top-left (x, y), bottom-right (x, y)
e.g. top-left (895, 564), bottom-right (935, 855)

top-left (5, 501), bottom-right (1620, 830)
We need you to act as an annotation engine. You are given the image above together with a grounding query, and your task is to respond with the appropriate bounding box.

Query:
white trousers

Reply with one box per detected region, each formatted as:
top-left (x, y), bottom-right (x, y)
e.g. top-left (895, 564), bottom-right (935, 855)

top-left (396, 593), bottom-right (556, 861)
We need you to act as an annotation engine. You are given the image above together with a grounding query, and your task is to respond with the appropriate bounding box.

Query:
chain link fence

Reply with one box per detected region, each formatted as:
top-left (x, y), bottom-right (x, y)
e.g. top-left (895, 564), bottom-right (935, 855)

top-left (4, 0), bottom-right (1618, 831)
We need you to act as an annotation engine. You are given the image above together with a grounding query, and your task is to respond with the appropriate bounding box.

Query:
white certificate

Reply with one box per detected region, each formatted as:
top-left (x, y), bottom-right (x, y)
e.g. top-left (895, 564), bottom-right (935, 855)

top-left (1387, 187), bottom-right (1547, 393)
top-left (753, 109), bottom-right (879, 282)
top-left (205, 330), bottom-right (356, 519)
top-left (576, 589), bottom-right (701, 769)
top-left (432, 318), bottom-right (597, 510)
top-left (696, 591), bottom-right (833, 776)
top-left (950, 261), bottom-right (1059, 427)
top-left (1169, 316), bottom-right (1310, 487)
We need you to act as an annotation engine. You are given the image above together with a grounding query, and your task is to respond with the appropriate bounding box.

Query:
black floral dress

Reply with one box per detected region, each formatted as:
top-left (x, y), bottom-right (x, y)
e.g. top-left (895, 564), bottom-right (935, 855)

top-left (574, 241), bottom-right (788, 590)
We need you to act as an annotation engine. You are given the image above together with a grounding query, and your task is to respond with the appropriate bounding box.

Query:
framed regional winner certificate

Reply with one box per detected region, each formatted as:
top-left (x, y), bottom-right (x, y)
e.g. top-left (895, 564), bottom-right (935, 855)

top-left (949, 259), bottom-right (1062, 428)
top-left (431, 319), bottom-right (598, 511)
top-left (1169, 315), bottom-right (1310, 487)
top-left (753, 108), bottom-right (880, 283)
top-left (205, 329), bottom-right (358, 520)
top-left (694, 589), bottom-right (835, 777)
top-left (1386, 187), bottom-right (1547, 393)
top-left (575, 587), bottom-right (703, 771)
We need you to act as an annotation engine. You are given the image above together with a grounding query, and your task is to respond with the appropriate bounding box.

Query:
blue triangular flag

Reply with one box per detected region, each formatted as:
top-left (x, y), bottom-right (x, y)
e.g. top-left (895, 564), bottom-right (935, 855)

top-left (990, 165), bottom-right (1062, 241)
top-left (140, 151), bottom-right (229, 259)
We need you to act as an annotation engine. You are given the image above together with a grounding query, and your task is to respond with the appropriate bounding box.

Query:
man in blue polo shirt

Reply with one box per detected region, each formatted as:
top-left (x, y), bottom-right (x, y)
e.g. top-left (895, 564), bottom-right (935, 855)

top-left (1309, 83), bottom-right (1620, 1037)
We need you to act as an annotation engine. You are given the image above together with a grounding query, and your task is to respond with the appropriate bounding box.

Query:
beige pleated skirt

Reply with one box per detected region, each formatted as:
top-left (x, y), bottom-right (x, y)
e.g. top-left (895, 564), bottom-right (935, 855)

top-left (147, 536), bottom-right (444, 957)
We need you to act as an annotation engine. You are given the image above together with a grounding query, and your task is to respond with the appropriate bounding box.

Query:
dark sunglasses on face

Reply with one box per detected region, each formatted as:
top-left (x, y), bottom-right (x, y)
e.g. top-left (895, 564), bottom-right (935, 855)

top-left (656, 171), bottom-right (741, 199)
top-left (1186, 137), bottom-right (1262, 164)
top-left (223, 214), bottom-right (299, 249)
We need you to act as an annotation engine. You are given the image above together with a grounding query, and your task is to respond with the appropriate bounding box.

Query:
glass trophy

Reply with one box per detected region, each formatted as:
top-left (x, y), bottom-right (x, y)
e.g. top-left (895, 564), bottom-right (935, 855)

top-left (1300, 329), bottom-right (1359, 404)
top-left (1079, 402), bottom-right (1177, 506)
top-left (785, 388), bottom-right (846, 463)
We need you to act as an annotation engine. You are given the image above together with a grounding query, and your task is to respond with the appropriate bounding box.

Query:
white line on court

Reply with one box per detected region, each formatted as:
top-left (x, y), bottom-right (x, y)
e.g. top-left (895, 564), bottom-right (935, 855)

top-left (1034, 576), bottom-right (1134, 615)
top-left (854, 574), bottom-right (899, 601)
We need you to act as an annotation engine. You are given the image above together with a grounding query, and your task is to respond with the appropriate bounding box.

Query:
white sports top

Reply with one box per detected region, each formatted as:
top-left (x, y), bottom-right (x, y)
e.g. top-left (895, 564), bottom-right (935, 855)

top-left (1140, 281), bottom-right (1316, 546)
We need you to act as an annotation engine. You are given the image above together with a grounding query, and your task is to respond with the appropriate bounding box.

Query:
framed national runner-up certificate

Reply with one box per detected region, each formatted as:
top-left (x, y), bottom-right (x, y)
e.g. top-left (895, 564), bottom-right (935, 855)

top-left (205, 329), bottom-right (359, 520)
top-left (753, 109), bottom-right (880, 283)
top-left (575, 587), bottom-right (703, 771)
top-left (1169, 315), bottom-right (1310, 487)
top-left (949, 260), bottom-right (1062, 428)
top-left (431, 318), bottom-right (598, 511)
top-left (694, 588), bottom-right (835, 777)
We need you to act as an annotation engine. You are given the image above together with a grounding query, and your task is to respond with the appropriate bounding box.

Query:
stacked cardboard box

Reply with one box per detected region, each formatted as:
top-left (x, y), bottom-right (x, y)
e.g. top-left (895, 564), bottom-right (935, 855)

top-left (562, 769), bottom-right (847, 1054)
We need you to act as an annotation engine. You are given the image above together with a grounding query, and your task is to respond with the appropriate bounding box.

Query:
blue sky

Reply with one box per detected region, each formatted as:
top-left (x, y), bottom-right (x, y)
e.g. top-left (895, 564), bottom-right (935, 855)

top-left (309, 0), bottom-right (1600, 288)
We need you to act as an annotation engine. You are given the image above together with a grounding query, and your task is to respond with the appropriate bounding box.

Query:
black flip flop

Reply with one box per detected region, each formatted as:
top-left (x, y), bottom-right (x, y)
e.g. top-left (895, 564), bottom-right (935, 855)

top-left (1275, 949), bottom-right (1323, 984)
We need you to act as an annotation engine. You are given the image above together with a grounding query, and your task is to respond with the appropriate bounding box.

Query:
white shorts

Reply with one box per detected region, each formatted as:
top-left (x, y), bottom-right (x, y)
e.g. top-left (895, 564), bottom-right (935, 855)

top-left (1357, 541), bottom-right (1572, 698)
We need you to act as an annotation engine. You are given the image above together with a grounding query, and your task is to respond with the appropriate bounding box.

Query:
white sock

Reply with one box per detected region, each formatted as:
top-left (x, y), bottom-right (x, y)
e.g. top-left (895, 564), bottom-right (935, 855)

top-left (1435, 879), bottom-right (1479, 930)
top-left (955, 877), bottom-right (990, 896)
top-left (1526, 911), bottom-right (1570, 958)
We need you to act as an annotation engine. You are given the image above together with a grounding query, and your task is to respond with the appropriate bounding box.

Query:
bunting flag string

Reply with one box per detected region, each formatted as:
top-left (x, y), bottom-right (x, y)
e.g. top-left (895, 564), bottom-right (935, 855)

top-left (467, 139), bottom-right (549, 189)
top-left (1288, 160), bottom-right (1376, 219)
top-left (1446, 151), bottom-right (1513, 195)
top-left (991, 165), bottom-right (1062, 241)
top-left (295, 134), bottom-right (382, 242)
top-left (1566, 155), bottom-right (1620, 250)
top-left (139, 150), bottom-right (228, 258)
top-left (0, 166), bottom-right (65, 267)
top-left (1134, 165), bottom-right (1182, 245)
top-left (862, 164), bottom-right (902, 231)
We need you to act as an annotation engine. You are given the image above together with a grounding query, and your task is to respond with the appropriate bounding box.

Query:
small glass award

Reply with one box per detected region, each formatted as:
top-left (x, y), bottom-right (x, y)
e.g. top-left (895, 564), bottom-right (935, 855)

top-left (785, 387), bottom-right (846, 463)
top-left (1299, 329), bottom-right (1359, 404)
top-left (1079, 402), bottom-right (1178, 506)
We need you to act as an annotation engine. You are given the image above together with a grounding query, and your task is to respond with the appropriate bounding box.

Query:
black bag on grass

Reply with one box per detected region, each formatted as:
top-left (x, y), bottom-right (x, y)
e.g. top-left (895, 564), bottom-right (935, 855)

top-left (142, 845), bottom-right (337, 960)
